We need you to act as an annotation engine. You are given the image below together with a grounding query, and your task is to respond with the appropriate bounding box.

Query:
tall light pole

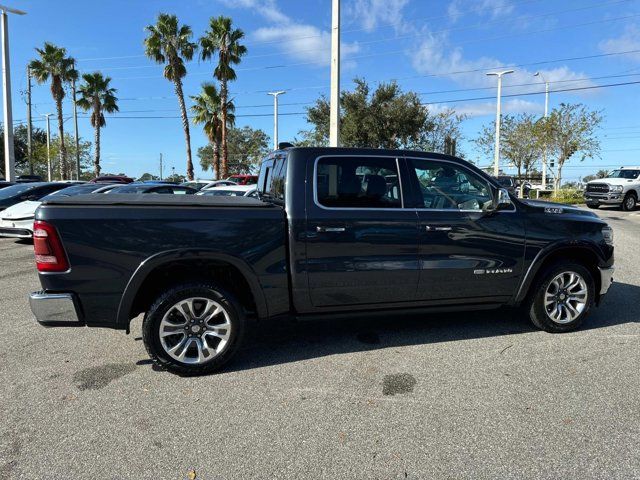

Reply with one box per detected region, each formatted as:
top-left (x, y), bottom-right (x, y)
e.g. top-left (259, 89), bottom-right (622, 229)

top-left (329, 0), bottom-right (340, 147)
top-left (267, 90), bottom-right (285, 150)
top-left (0, 4), bottom-right (25, 182)
top-left (534, 71), bottom-right (549, 189)
top-left (44, 113), bottom-right (52, 181)
top-left (71, 61), bottom-right (80, 181)
top-left (486, 69), bottom-right (514, 177)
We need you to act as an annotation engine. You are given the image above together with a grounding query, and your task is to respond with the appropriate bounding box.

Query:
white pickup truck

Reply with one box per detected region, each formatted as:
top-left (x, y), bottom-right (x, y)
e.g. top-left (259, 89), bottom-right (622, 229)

top-left (585, 166), bottom-right (640, 211)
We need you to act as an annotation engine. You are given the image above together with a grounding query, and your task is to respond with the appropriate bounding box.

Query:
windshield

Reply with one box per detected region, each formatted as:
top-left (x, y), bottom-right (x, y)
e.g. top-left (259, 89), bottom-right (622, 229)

top-left (0, 183), bottom-right (44, 200)
top-left (608, 169), bottom-right (640, 179)
top-left (108, 185), bottom-right (149, 193)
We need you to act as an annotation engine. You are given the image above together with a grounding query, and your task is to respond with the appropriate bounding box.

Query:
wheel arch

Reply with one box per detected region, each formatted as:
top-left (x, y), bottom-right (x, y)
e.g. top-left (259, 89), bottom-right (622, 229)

top-left (515, 243), bottom-right (604, 305)
top-left (116, 249), bottom-right (269, 330)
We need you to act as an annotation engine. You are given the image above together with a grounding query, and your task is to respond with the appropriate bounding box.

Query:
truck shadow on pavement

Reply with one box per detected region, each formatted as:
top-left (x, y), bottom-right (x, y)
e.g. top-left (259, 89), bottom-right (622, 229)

top-left (221, 281), bottom-right (639, 373)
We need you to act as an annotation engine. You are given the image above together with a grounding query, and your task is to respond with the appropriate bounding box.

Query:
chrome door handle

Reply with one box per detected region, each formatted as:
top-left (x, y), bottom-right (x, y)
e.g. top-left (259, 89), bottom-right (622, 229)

top-left (317, 226), bottom-right (346, 233)
top-left (425, 225), bottom-right (452, 232)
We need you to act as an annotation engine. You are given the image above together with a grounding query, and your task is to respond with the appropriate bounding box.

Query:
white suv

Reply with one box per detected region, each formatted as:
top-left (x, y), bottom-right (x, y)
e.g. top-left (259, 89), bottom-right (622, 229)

top-left (585, 167), bottom-right (640, 211)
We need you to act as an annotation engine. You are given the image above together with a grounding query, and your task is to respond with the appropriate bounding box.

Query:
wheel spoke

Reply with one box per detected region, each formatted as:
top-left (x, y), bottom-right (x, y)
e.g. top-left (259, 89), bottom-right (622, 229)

top-left (160, 327), bottom-right (185, 338)
top-left (178, 299), bottom-right (196, 321)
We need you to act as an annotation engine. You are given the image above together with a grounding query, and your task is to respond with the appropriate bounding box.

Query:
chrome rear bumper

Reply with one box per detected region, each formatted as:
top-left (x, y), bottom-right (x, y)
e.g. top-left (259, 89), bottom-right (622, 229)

top-left (29, 292), bottom-right (83, 326)
top-left (599, 266), bottom-right (614, 296)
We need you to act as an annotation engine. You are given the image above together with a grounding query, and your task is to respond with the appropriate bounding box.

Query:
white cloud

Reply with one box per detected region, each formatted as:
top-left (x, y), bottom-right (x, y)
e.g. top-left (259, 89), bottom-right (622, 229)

top-left (253, 25), bottom-right (360, 67)
top-left (448, 0), bottom-right (514, 23)
top-left (347, 0), bottom-right (410, 33)
top-left (221, 0), bottom-right (360, 67)
top-left (411, 35), bottom-right (594, 93)
top-left (429, 99), bottom-right (543, 118)
top-left (599, 24), bottom-right (640, 62)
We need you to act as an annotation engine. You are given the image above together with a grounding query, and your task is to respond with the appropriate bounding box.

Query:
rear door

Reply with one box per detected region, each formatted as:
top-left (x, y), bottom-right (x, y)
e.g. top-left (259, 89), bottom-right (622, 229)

top-left (305, 154), bottom-right (419, 308)
top-left (405, 157), bottom-right (526, 302)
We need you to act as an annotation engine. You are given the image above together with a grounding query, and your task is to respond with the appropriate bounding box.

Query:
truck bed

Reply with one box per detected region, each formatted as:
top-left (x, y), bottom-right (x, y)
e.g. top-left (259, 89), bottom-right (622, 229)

top-left (42, 193), bottom-right (272, 208)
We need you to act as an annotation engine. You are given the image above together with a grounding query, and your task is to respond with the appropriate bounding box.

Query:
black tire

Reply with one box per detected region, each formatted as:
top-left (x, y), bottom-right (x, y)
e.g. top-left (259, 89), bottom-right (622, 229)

top-left (586, 203), bottom-right (600, 209)
top-left (142, 283), bottom-right (246, 375)
top-left (527, 262), bottom-right (595, 333)
top-left (622, 192), bottom-right (637, 211)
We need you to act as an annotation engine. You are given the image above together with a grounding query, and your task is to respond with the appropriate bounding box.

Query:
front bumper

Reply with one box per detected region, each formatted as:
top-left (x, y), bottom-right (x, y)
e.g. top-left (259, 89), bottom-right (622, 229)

top-left (599, 266), bottom-right (614, 296)
top-left (29, 291), bottom-right (83, 327)
top-left (584, 193), bottom-right (622, 205)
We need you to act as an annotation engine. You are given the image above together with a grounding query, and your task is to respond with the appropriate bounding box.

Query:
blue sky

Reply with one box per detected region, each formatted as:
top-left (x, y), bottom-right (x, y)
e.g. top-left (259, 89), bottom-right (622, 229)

top-left (6, 0), bottom-right (640, 181)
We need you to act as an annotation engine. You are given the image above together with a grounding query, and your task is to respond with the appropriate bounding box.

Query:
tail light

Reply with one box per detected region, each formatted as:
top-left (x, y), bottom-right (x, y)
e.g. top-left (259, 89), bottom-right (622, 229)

top-left (33, 220), bottom-right (69, 272)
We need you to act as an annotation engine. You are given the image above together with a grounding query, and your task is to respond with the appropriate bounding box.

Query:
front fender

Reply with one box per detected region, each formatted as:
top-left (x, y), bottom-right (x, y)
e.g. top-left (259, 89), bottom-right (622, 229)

top-left (115, 248), bottom-right (269, 328)
top-left (514, 240), bottom-right (608, 304)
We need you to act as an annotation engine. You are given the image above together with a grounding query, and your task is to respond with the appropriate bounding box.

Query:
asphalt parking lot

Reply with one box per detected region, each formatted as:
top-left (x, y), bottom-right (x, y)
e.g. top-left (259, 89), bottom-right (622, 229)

top-left (0, 207), bottom-right (638, 479)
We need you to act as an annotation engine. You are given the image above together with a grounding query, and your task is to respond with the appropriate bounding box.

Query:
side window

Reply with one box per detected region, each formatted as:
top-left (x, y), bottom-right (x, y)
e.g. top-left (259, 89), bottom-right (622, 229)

top-left (270, 156), bottom-right (287, 201)
top-left (409, 159), bottom-right (492, 211)
top-left (316, 156), bottom-right (402, 209)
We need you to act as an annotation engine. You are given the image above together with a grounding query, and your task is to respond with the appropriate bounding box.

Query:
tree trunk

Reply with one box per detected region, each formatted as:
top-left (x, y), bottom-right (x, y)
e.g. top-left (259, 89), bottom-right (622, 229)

top-left (556, 164), bottom-right (563, 192)
top-left (55, 95), bottom-right (67, 180)
top-left (213, 140), bottom-right (220, 180)
top-left (220, 80), bottom-right (228, 179)
top-left (94, 122), bottom-right (101, 177)
top-left (174, 78), bottom-right (194, 181)
top-left (517, 165), bottom-right (523, 197)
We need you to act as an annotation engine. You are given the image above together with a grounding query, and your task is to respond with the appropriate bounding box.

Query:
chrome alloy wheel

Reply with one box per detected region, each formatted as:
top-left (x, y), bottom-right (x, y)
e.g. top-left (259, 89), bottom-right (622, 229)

top-left (625, 195), bottom-right (636, 210)
top-left (159, 297), bottom-right (232, 364)
top-left (544, 271), bottom-right (589, 324)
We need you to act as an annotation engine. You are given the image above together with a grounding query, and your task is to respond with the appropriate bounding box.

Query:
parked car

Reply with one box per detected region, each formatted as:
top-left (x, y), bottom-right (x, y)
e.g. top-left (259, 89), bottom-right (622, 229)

top-left (29, 147), bottom-right (614, 375)
top-left (0, 182), bottom-right (69, 213)
top-left (227, 174), bottom-right (258, 185)
top-left (89, 175), bottom-right (134, 184)
top-left (181, 180), bottom-right (212, 191)
top-left (196, 185), bottom-right (257, 198)
top-left (16, 174), bottom-right (44, 183)
top-left (201, 180), bottom-right (237, 190)
top-left (107, 183), bottom-right (196, 195)
top-left (584, 166), bottom-right (640, 211)
top-left (0, 183), bottom-right (115, 239)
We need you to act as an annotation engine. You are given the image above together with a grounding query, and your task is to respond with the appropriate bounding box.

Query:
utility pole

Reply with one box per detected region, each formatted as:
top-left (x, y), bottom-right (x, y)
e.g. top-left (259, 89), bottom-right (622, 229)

top-left (26, 66), bottom-right (32, 174)
top-left (44, 113), bottom-right (52, 181)
top-left (71, 61), bottom-right (80, 181)
top-left (534, 71), bottom-right (549, 190)
top-left (267, 90), bottom-right (285, 150)
top-left (329, 0), bottom-right (340, 147)
top-left (159, 153), bottom-right (163, 180)
top-left (486, 70), bottom-right (514, 177)
top-left (1, 4), bottom-right (25, 182)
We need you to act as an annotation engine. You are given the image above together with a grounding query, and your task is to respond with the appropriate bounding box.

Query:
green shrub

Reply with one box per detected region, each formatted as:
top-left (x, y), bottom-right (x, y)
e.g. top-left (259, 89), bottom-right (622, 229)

top-left (550, 189), bottom-right (583, 205)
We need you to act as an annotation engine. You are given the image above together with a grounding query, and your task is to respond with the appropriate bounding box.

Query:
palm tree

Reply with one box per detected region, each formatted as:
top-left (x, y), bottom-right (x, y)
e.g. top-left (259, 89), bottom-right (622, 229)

top-left (76, 73), bottom-right (119, 177)
top-left (190, 82), bottom-right (235, 179)
top-left (200, 16), bottom-right (247, 179)
top-left (144, 13), bottom-right (197, 180)
top-left (28, 42), bottom-right (77, 179)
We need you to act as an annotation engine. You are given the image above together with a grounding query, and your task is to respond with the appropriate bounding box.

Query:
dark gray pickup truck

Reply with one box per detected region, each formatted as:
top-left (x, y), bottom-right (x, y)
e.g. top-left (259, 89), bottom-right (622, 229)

top-left (29, 147), bottom-right (615, 374)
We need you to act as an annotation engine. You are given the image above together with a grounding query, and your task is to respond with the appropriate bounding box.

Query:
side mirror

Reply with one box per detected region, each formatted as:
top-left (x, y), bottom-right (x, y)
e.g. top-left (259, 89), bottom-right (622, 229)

top-left (495, 188), bottom-right (513, 210)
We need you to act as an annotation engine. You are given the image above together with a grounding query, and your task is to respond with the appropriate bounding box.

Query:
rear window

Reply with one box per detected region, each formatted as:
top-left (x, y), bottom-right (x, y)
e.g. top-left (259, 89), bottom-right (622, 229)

top-left (315, 156), bottom-right (402, 209)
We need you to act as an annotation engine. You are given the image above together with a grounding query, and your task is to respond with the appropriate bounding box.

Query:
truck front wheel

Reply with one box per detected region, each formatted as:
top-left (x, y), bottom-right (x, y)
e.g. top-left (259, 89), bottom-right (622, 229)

top-left (528, 262), bottom-right (595, 333)
top-left (622, 192), bottom-right (637, 211)
top-left (142, 283), bottom-right (246, 375)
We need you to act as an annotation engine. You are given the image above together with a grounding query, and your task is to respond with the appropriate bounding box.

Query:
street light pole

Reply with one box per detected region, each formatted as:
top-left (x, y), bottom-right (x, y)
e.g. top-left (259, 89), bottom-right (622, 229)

top-left (44, 113), bottom-right (52, 181)
top-left (0, 4), bottom-right (25, 182)
top-left (534, 71), bottom-right (549, 189)
top-left (267, 90), bottom-right (285, 150)
top-left (71, 61), bottom-right (80, 181)
top-left (329, 0), bottom-right (340, 147)
top-left (486, 70), bottom-right (514, 177)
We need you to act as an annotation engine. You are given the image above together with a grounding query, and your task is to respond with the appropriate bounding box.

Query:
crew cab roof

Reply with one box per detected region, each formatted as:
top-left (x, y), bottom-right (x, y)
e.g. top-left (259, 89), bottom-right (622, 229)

top-left (40, 193), bottom-right (272, 208)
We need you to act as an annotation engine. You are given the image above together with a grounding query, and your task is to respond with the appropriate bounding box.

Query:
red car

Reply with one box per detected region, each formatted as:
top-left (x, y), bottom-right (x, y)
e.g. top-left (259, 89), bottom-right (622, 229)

top-left (89, 175), bottom-right (134, 184)
top-left (227, 174), bottom-right (258, 185)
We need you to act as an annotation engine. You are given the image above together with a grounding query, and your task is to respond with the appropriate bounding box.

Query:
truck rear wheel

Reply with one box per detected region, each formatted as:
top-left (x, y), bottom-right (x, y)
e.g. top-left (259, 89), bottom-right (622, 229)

top-left (142, 283), bottom-right (246, 375)
top-left (528, 262), bottom-right (595, 333)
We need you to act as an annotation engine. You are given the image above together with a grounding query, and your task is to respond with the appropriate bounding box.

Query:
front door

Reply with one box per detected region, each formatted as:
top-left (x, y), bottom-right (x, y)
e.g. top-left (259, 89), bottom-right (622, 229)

top-left (405, 157), bottom-right (526, 302)
top-left (305, 155), bottom-right (419, 308)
